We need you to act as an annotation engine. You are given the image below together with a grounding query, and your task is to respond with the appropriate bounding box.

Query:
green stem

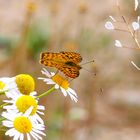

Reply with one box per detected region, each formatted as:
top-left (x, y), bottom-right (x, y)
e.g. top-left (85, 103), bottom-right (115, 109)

top-left (0, 103), bottom-right (9, 108)
top-left (0, 117), bottom-right (5, 122)
top-left (36, 86), bottom-right (56, 99)
top-left (0, 90), bottom-right (8, 95)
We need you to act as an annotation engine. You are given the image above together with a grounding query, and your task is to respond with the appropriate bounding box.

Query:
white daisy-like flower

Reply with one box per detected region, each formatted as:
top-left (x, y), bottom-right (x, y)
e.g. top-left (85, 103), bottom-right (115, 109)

top-left (38, 68), bottom-right (78, 102)
top-left (115, 40), bottom-right (122, 47)
top-left (0, 74), bottom-right (35, 98)
top-left (0, 77), bottom-right (16, 92)
top-left (2, 106), bottom-right (46, 140)
top-left (105, 21), bottom-right (114, 30)
top-left (3, 92), bottom-right (45, 124)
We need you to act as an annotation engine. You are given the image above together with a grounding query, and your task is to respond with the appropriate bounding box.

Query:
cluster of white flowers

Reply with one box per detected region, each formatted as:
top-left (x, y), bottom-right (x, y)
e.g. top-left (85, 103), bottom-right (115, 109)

top-left (0, 74), bottom-right (46, 140)
top-left (105, 0), bottom-right (140, 48)
top-left (105, 0), bottom-right (140, 69)
top-left (0, 69), bottom-right (78, 140)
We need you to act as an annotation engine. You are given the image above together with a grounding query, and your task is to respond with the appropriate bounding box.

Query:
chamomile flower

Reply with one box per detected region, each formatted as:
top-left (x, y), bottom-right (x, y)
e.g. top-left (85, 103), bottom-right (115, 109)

top-left (0, 77), bottom-right (16, 93)
top-left (38, 68), bottom-right (78, 102)
top-left (3, 93), bottom-right (45, 124)
top-left (2, 106), bottom-right (46, 140)
top-left (1, 74), bottom-right (35, 98)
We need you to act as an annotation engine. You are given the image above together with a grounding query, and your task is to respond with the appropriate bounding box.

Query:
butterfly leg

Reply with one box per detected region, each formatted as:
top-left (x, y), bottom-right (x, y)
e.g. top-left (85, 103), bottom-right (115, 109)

top-left (55, 70), bottom-right (59, 75)
top-left (68, 78), bottom-right (74, 83)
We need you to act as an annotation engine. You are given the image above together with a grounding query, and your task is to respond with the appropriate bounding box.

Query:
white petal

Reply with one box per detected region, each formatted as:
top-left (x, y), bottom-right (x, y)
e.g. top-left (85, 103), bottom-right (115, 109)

top-left (50, 72), bottom-right (55, 76)
top-left (105, 21), bottom-right (114, 30)
top-left (132, 22), bottom-right (140, 30)
top-left (5, 128), bottom-right (17, 136)
top-left (67, 90), bottom-right (78, 103)
top-left (6, 109), bottom-right (19, 115)
top-left (31, 91), bottom-right (37, 96)
top-left (33, 124), bottom-right (45, 131)
top-left (24, 106), bottom-right (33, 117)
top-left (54, 84), bottom-right (59, 89)
top-left (47, 80), bottom-right (55, 84)
top-left (33, 128), bottom-right (46, 136)
top-left (37, 105), bottom-right (45, 110)
top-left (30, 116), bottom-right (38, 124)
top-left (30, 131), bottom-right (38, 140)
top-left (27, 133), bottom-right (31, 140)
top-left (38, 77), bottom-right (50, 82)
top-left (2, 112), bottom-right (16, 121)
top-left (41, 68), bottom-right (51, 78)
top-left (3, 105), bottom-right (17, 110)
top-left (37, 111), bottom-right (44, 115)
top-left (34, 114), bottom-right (44, 124)
top-left (60, 88), bottom-right (67, 97)
top-left (115, 40), bottom-right (122, 47)
top-left (0, 77), bottom-right (11, 83)
top-left (13, 132), bottom-right (20, 140)
top-left (3, 100), bottom-right (15, 103)
top-left (31, 131), bottom-right (42, 140)
top-left (67, 88), bottom-right (78, 97)
top-left (109, 16), bottom-right (116, 22)
top-left (20, 133), bottom-right (24, 140)
top-left (3, 120), bottom-right (13, 127)
top-left (135, 0), bottom-right (139, 10)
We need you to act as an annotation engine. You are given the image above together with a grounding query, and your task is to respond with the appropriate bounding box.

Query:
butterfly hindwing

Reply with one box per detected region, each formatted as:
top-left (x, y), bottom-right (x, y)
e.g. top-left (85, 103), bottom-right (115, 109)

top-left (58, 64), bottom-right (80, 78)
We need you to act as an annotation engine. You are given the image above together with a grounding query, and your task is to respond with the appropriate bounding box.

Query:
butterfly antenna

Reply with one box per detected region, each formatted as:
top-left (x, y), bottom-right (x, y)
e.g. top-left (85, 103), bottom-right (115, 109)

top-left (82, 67), bottom-right (96, 76)
top-left (81, 60), bottom-right (95, 66)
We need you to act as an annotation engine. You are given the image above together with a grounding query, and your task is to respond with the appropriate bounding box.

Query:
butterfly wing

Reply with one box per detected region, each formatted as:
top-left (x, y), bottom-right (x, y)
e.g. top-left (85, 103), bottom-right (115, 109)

top-left (40, 52), bottom-right (63, 68)
top-left (59, 52), bottom-right (82, 63)
top-left (40, 52), bottom-right (82, 66)
top-left (58, 64), bottom-right (80, 78)
top-left (40, 52), bottom-right (82, 78)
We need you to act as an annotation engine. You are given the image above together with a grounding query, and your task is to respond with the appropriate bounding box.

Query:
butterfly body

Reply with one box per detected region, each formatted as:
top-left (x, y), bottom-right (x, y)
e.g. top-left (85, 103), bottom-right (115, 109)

top-left (40, 52), bottom-right (82, 78)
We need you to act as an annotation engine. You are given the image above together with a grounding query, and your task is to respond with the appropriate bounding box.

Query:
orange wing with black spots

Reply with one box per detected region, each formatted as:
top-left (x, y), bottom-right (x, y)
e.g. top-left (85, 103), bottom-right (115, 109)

top-left (57, 64), bottom-right (80, 78)
top-left (40, 52), bottom-right (82, 78)
top-left (59, 52), bottom-right (82, 63)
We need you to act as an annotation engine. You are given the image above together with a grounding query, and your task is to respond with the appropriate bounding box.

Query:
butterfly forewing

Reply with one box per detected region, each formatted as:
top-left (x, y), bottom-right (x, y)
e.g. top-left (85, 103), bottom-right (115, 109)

top-left (59, 52), bottom-right (82, 63)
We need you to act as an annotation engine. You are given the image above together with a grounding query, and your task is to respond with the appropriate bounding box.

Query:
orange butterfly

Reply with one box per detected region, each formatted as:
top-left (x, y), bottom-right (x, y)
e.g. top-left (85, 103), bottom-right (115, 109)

top-left (40, 52), bottom-right (82, 78)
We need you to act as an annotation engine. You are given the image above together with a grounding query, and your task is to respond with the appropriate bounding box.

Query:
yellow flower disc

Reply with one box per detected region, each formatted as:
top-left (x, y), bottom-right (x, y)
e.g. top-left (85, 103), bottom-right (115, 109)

top-left (15, 74), bottom-right (35, 95)
top-left (52, 74), bottom-right (69, 90)
top-left (14, 116), bottom-right (32, 133)
top-left (0, 81), bottom-right (5, 90)
top-left (16, 95), bottom-right (37, 115)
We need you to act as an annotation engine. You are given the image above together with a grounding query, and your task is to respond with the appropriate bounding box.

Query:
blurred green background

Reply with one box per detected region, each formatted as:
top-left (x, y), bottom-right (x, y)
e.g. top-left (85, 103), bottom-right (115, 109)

top-left (0, 0), bottom-right (140, 140)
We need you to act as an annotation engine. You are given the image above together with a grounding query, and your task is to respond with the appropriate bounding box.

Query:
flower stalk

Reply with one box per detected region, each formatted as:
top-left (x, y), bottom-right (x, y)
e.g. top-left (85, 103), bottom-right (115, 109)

top-left (36, 86), bottom-right (56, 99)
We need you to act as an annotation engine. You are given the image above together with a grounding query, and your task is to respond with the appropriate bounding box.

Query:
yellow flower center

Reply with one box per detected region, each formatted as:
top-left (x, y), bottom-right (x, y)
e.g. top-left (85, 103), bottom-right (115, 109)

top-left (15, 74), bottom-right (35, 95)
top-left (16, 95), bottom-right (37, 115)
top-left (14, 116), bottom-right (32, 133)
top-left (52, 74), bottom-right (69, 90)
top-left (0, 81), bottom-right (5, 90)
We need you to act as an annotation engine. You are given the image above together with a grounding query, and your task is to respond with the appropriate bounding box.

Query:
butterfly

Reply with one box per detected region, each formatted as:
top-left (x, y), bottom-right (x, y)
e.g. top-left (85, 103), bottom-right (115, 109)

top-left (40, 51), bottom-right (83, 78)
